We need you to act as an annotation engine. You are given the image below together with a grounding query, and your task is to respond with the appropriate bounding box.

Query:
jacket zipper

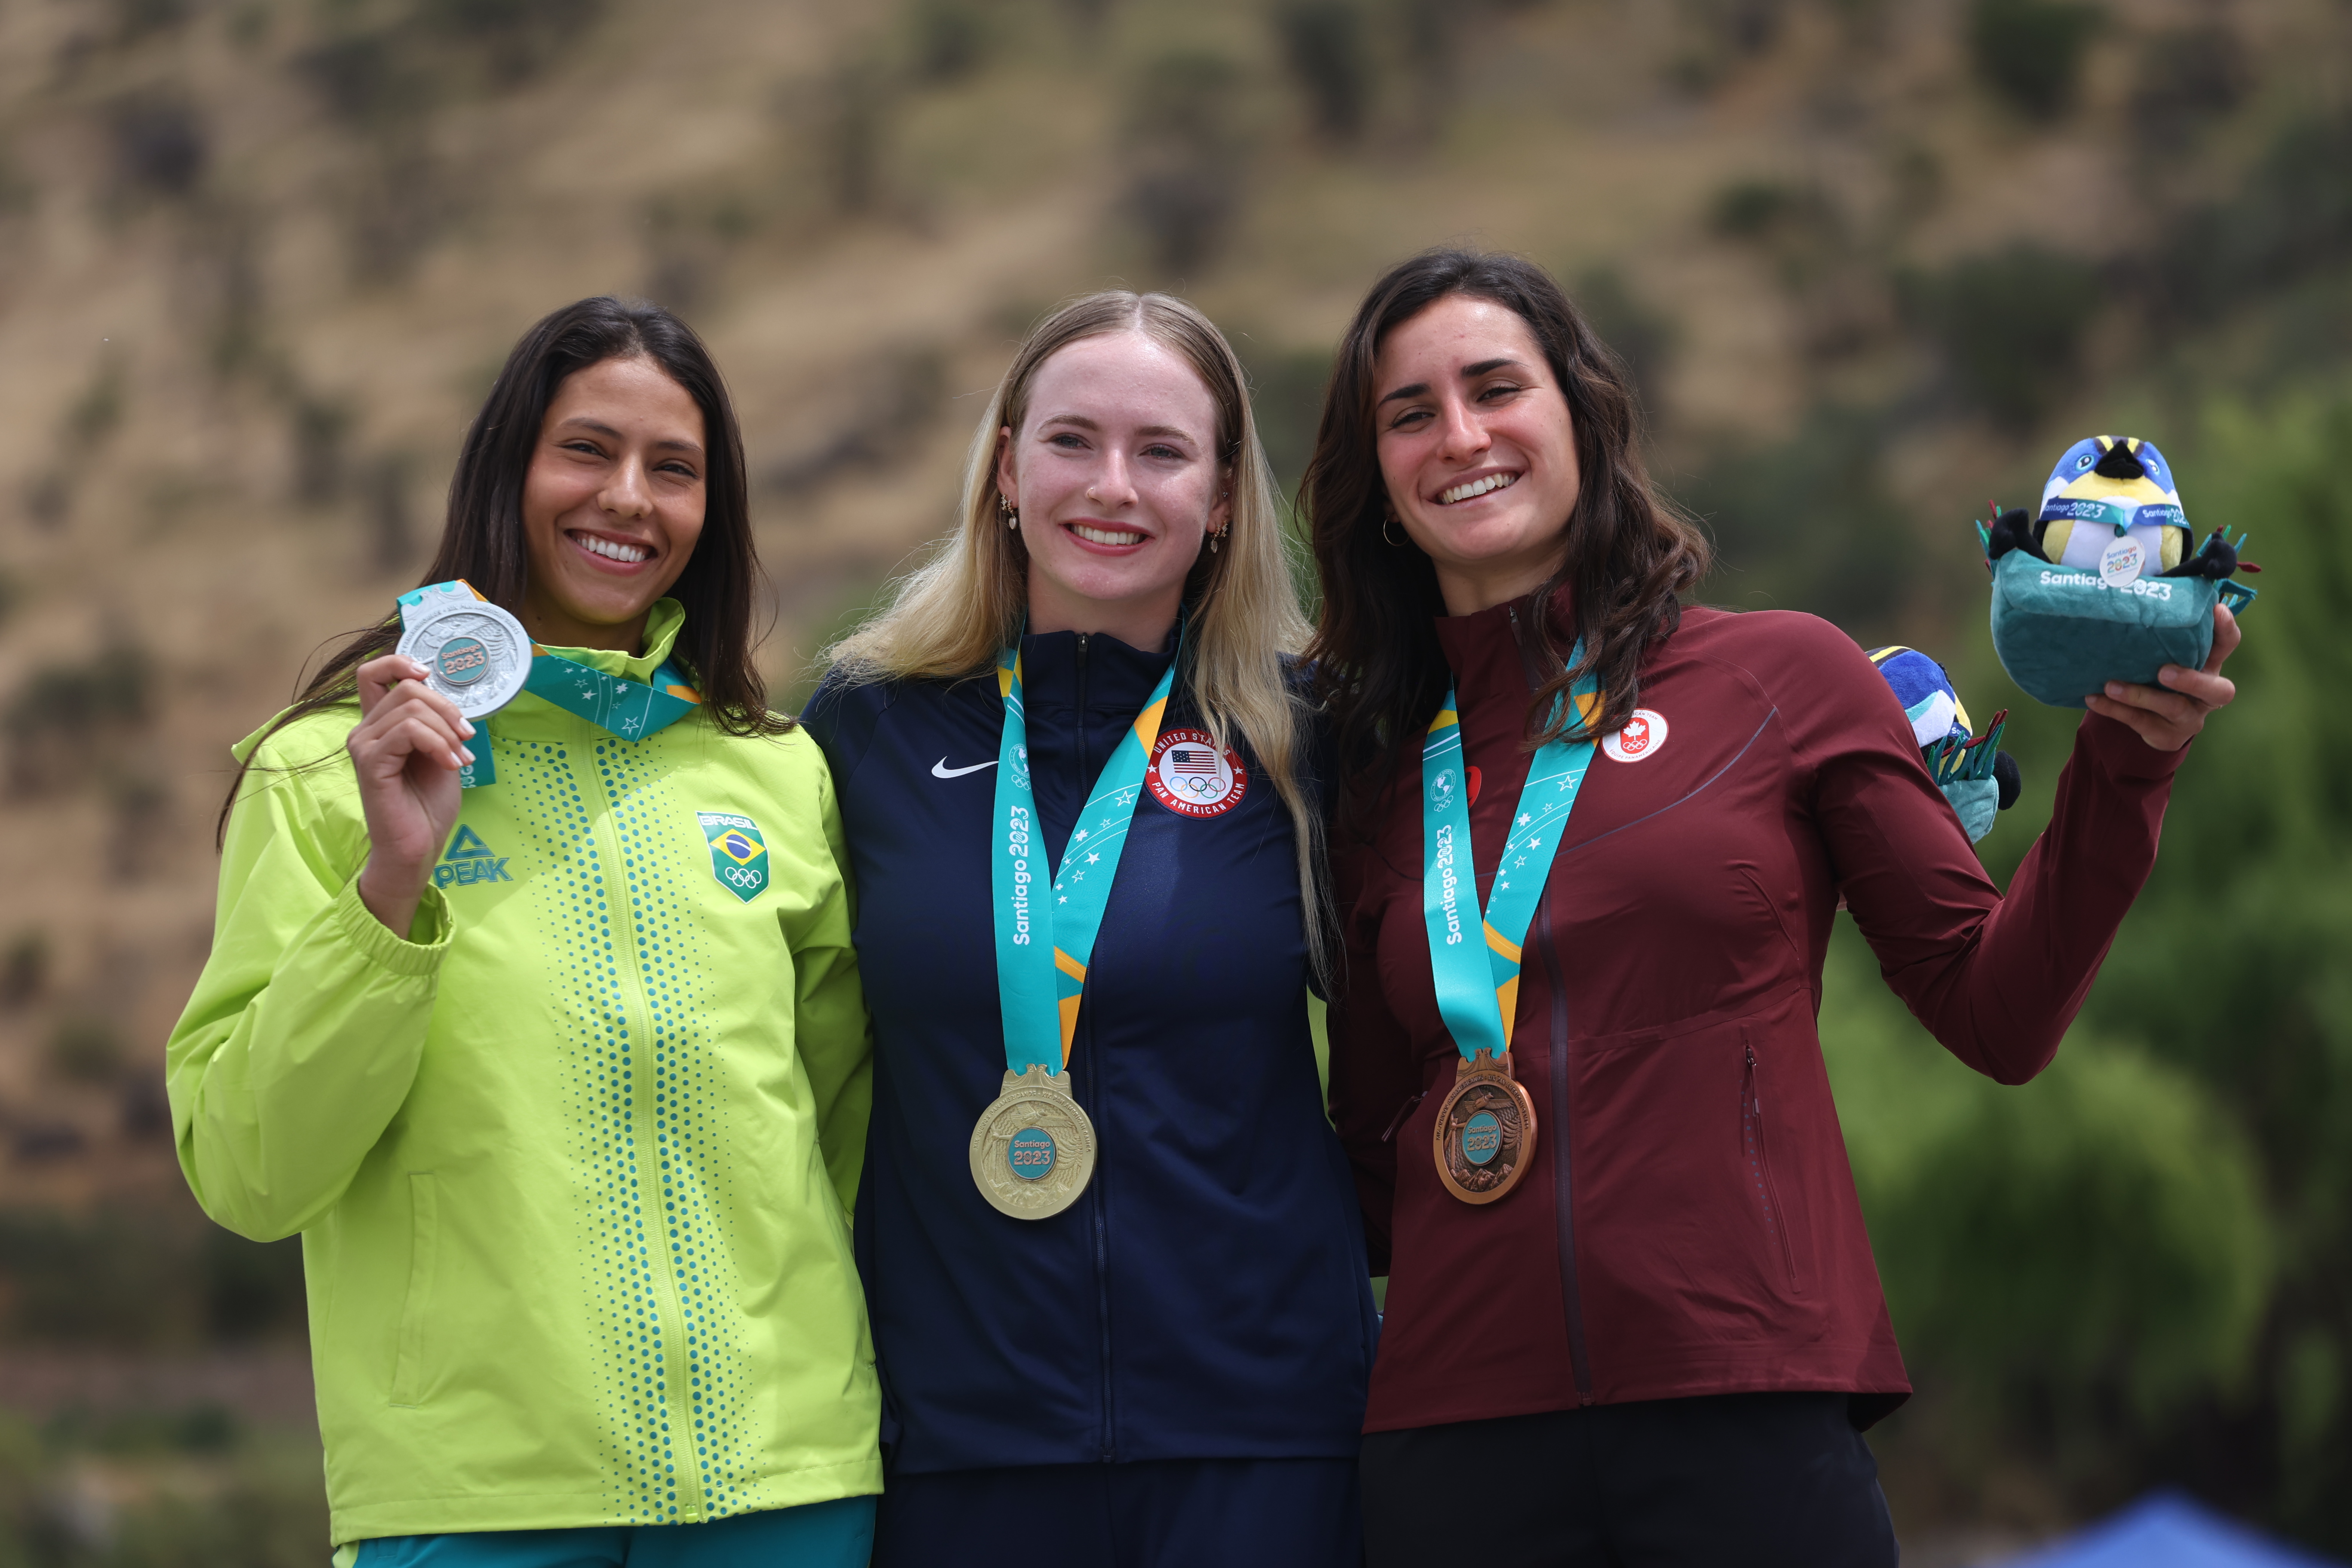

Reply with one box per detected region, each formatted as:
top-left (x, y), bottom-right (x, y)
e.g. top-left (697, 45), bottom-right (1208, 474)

top-left (1069, 631), bottom-right (1118, 1461)
top-left (1074, 632), bottom-right (1090, 774)
top-left (1518, 599), bottom-right (1595, 1403)
top-left (1743, 1043), bottom-right (1802, 1293)
top-left (1537, 899), bottom-right (1594, 1403)
top-left (588, 745), bottom-right (710, 1523)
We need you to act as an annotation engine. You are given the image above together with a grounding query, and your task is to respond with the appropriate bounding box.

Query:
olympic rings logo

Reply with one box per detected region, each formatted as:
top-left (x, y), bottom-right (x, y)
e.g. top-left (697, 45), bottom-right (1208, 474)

top-left (720, 865), bottom-right (765, 888)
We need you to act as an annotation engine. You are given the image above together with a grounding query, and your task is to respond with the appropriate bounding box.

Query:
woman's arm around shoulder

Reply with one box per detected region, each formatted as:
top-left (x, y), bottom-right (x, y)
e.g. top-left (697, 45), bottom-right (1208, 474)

top-left (1320, 812), bottom-right (1418, 1276)
top-left (769, 726), bottom-right (875, 1219)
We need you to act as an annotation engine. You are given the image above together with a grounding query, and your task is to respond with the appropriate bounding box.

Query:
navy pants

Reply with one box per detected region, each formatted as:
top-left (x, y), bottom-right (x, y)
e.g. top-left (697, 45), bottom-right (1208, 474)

top-left (873, 1457), bottom-right (1363, 1568)
top-left (1360, 1393), bottom-right (1899, 1568)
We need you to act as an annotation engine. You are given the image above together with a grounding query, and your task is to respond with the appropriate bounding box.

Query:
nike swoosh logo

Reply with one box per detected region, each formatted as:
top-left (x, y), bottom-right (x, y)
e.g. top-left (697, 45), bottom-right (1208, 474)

top-left (931, 758), bottom-right (998, 779)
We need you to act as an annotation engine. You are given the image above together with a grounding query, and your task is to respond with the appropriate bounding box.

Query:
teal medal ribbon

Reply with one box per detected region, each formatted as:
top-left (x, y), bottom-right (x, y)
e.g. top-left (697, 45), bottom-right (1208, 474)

top-left (522, 652), bottom-right (703, 739)
top-left (989, 632), bottom-right (1178, 1075)
top-left (394, 581), bottom-right (704, 788)
top-left (1420, 646), bottom-right (1602, 1060)
top-left (971, 627), bottom-right (1179, 1221)
top-left (1421, 645), bottom-right (1602, 1206)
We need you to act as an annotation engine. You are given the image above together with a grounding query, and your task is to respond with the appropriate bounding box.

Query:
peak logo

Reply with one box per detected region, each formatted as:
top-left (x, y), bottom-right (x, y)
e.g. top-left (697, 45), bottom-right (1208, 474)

top-left (434, 825), bottom-right (513, 888)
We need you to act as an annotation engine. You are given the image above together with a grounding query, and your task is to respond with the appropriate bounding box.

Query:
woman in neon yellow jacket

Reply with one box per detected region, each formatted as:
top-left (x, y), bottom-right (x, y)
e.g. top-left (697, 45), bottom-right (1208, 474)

top-left (166, 298), bottom-right (881, 1568)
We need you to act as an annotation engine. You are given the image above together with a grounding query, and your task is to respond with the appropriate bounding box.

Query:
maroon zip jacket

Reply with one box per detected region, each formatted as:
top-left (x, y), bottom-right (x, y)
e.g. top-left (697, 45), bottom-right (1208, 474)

top-left (1326, 595), bottom-right (2189, 1432)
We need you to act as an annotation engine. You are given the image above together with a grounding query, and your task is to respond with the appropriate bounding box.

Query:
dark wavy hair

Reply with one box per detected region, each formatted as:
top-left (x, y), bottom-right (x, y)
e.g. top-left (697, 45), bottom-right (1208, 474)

top-left (1303, 249), bottom-right (1709, 814)
top-left (217, 295), bottom-right (782, 845)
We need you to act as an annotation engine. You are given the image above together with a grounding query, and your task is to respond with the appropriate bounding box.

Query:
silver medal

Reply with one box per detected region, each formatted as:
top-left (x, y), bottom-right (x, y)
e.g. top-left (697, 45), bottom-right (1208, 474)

top-left (395, 591), bottom-right (532, 719)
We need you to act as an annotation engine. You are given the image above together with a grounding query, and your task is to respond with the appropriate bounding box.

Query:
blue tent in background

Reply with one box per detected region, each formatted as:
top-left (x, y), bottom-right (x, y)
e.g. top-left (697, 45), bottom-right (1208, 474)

top-left (1997, 1493), bottom-right (2345, 1568)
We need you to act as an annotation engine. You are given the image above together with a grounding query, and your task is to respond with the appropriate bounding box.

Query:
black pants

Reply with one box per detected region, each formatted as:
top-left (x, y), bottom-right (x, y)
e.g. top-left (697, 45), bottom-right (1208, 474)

top-left (1360, 1393), bottom-right (1898, 1568)
top-left (873, 1456), bottom-right (1362, 1568)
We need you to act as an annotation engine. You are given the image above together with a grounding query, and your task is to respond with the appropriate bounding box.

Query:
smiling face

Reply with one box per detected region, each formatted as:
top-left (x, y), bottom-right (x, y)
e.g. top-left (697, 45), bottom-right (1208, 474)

top-left (995, 330), bottom-right (1231, 652)
top-left (518, 354), bottom-right (709, 653)
top-left (1374, 293), bottom-right (1581, 616)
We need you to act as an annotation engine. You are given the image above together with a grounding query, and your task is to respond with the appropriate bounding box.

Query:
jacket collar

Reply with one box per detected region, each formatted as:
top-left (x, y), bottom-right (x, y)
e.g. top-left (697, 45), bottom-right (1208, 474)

top-left (1430, 585), bottom-right (1573, 707)
top-left (1015, 627), bottom-right (1176, 716)
top-left (536, 597), bottom-right (687, 685)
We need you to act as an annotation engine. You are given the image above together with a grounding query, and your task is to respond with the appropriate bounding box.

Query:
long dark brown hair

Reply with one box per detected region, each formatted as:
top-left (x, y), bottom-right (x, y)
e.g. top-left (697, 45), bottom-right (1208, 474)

top-left (217, 295), bottom-right (783, 845)
top-left (1303, 249), bottom-right (1709, 812)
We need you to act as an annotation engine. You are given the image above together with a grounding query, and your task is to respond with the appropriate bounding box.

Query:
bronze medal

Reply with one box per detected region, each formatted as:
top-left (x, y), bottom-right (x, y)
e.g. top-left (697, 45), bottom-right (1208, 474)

top-left (968, 1065), bottom-right (1098, 1221)
top-left (1432, 1047), bottom-right (1537, 1204)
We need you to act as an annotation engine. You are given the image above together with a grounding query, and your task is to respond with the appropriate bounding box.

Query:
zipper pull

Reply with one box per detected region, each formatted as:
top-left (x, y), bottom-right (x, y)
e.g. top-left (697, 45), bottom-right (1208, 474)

top-left (1745, 1044), bottom-right (1761, 1112)
top-left (1379, 1090), bottom-right (1427, 1143)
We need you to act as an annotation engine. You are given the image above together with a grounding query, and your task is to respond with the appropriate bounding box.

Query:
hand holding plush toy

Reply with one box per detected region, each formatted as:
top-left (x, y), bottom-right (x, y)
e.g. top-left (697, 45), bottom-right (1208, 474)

top-left (1982, 434), bottom-right (2252, 749)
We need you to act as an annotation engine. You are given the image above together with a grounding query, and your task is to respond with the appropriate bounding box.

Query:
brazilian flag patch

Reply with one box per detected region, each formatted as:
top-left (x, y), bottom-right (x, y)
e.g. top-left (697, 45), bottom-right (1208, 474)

top-left (697, 812), bottom-right (770, 903)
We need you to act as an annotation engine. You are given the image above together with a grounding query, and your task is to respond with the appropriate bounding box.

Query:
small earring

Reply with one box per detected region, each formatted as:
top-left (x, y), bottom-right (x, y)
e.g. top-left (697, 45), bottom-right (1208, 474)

top-left (998, 493), bottom-right (1018, 530)
top-left (1209, 530), bottom-right (1220, 554)
top-left (1382, 515), bottom-right (1406, 547)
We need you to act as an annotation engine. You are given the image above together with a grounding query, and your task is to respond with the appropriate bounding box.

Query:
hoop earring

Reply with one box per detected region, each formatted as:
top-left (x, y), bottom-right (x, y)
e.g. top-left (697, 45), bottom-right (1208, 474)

top-left (998, 493), bottom-right (1019, 530)
top-left (1382, 515), bottom-right (1406, 547)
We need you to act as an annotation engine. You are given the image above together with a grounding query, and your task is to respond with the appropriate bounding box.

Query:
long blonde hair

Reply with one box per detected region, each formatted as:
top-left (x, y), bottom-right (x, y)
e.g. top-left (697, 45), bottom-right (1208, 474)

top-left (828, 291), bottom-right (1325, 971)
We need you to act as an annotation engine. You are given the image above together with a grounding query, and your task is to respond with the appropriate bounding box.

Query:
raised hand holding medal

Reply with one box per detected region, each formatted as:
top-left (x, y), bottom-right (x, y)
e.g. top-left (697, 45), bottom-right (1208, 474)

top-left (1422, 649), bottom-right (1602, 1204)
top-left (394, 580), bottom-right (534, 723)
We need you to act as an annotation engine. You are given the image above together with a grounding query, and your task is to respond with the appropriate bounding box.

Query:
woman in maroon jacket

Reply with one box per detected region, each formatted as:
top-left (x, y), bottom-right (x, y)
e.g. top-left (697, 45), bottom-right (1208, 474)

top-left (1306, 250), bottom-right (2240, 1567)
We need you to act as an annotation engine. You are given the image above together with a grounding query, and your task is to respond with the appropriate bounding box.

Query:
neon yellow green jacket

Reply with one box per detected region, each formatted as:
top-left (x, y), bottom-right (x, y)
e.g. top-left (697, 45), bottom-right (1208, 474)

top-left (166, 603), bottom-right (880, 1547)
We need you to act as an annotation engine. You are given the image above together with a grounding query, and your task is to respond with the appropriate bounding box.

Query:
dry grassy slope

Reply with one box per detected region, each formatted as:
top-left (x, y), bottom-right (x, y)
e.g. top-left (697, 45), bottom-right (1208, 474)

top-left (0, 0), bottom-right (2334, 1201)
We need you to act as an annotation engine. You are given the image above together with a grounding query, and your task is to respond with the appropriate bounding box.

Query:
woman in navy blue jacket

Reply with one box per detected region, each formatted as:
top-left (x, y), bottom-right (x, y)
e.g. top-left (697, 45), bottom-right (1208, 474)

top-left (802, 292), bottom-right (1373, 1568)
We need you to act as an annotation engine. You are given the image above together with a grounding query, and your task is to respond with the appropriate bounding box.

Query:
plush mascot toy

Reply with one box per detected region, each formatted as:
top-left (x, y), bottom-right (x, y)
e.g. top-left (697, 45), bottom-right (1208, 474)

top-left (1866, 646), bottom-right (2019, 842)
top-left (1981, 434), bottom-right (2258, 708)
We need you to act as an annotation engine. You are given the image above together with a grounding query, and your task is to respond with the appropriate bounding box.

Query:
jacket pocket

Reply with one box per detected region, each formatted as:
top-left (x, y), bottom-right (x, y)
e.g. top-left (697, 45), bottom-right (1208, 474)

top-left (1741, 1043), bottom-right (1805, 1296)
top-left (389, 1173), bottom-right (438, 1407)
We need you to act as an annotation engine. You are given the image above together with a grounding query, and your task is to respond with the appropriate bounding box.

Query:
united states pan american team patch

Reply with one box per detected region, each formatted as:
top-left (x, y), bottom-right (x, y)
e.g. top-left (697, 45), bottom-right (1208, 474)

top-left (697, 812), bottom-right (770, 902)
top-left (1147, 729), bottom-right (1248, 818)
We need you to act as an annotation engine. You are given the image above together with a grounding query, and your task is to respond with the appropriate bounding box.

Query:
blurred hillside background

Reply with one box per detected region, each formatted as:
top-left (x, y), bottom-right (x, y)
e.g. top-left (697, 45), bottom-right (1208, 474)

top-left (0, 0), bottom-right (2347, 1561)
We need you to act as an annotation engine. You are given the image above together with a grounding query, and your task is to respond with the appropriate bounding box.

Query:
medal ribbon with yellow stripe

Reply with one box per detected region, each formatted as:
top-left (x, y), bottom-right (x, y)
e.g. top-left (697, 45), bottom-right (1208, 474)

top-left (394, 580), bottom-right (704, 788)
top-left (989, 628), bottom-right (1179, 1077)
top-left (1420, 648), bottom-right (1601, 1062)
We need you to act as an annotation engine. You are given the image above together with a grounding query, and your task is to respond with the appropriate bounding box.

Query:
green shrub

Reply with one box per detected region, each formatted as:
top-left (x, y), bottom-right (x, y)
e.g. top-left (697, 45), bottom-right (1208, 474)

top-left (1966, 0), bottom-right (2101, 119)
top-left (1572, 266), bottom-right (1677, 428)
top-left (5, 640), bottom-right (154, 796)
top-left (1120, 52), bottom-right (1246, 276)
top-left (1275, 0), bottom-right (1370, 142)
top-left (0, 934), bottom-right (45, 1008)
top-left (1930, 383), bottom-right (2352, 1547)
top-left (2128, 23), bottom-right (2249, 155)
top-left (1908, 243), bottom-right (2102, 431)
top-left (0, 1206), bottom-right (305, 1348)
top-left (1240, 344), bottom-right (1333, 502)
top-left (1709, 178), bottom-right (1803, 239)
top-left (1677, 404), bottom-right (1914, 644)
top-left (48, 1019), bottom-right (125, 1085)
top-left (908, 0), bottom-right (987, 84)
top-left (2151, 112), bottom-right (2352, 326)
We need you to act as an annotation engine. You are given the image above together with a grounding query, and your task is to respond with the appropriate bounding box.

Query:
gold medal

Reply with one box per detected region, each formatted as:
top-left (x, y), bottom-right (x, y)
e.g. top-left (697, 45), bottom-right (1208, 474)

top-left (1432, 1047), bottom-right (1536, 1204)
top-left (968, 1065), bottom-right (1097, 1221)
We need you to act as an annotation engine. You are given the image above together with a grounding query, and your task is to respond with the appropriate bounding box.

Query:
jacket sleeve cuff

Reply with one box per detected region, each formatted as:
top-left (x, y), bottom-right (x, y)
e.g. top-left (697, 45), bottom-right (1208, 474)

top-left (2080, 710), bottom-right (2196, 786)
top-left (328, 876), bottom-right (453, 976)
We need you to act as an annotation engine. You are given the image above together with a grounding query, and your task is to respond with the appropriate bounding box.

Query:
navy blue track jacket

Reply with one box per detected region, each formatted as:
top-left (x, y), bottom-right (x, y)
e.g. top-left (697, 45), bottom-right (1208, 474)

top-left (802, 629), bottom-right (1375, 1474)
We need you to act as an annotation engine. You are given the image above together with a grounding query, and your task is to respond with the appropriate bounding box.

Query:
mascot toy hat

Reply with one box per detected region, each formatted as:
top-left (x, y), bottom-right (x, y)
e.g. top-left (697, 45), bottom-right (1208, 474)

top-left (1866, 646), bottom-right (2019, 843)
top-left (1981, 434), bottom-right (2258, 708)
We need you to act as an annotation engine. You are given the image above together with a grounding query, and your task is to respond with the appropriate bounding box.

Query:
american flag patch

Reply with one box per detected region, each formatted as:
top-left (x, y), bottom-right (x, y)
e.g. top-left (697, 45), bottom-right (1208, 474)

top-left (1148, 727), bottom-right (1249, 818)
